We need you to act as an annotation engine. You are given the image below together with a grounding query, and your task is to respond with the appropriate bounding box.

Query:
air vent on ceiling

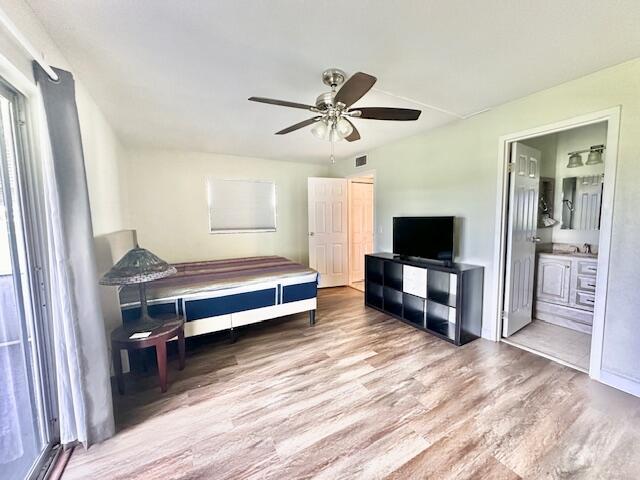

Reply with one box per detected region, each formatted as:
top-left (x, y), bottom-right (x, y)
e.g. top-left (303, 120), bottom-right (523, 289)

top-left (355, 155), bottom-right (367, 167)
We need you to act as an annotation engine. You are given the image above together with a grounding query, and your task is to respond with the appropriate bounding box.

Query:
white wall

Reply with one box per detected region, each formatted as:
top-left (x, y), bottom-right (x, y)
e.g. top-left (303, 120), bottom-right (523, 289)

top-left (0, 0), bottom-right (129, 236)
top-left (332, 59), bottom-right (640, 385)
top-left (0, 1), bottom-right (130, 384)
top-left (125, 147), bottom-right (330, 264)
top-left (75, 83), bottom-right (129, 235)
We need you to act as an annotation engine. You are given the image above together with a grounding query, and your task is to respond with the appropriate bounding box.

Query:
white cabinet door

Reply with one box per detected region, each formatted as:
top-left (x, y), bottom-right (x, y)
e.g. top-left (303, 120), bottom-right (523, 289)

top-left (308, 177), bottom-right (349, 287)
top-left (536, 257), bottom-right (571, 305)
top-left (403, 265), bottom-right (427, 298)
top-left (503, 142), bottom-right (541, 337)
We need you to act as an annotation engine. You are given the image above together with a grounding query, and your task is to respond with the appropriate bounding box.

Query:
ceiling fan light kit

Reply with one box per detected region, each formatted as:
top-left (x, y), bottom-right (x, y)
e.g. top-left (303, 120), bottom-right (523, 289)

top-left (311, 117), bottom-right (354, 142)
top-left (249, 67), bottom-right (422, 162)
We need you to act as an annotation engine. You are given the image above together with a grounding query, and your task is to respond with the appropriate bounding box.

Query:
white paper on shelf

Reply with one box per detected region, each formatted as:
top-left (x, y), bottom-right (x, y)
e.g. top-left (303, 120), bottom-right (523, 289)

top-left (403, 265), bottom-right (427, 298)
top-left (129, 331), bottom-right (152, 339)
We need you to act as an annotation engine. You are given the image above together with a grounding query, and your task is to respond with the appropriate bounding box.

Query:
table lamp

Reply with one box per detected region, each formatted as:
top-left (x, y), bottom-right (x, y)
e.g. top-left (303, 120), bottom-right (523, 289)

top-left (99, 245), bottom-right (177, 331)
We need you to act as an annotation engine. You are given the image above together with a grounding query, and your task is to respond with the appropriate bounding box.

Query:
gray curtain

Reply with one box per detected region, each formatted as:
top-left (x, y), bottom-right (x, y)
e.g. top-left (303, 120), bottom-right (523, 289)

top-left (33, 64), bottom-right (114, 446)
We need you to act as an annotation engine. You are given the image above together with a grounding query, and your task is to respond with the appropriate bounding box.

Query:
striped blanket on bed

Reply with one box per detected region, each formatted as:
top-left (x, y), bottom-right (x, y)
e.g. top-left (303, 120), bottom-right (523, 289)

top-left (119, 256), bottom-right (317, 305)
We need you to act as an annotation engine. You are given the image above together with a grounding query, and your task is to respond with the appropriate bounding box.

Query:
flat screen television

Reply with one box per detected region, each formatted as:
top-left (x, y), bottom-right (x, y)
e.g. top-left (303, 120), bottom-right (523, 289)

top-left (393, 216), bottom-right (454, 261)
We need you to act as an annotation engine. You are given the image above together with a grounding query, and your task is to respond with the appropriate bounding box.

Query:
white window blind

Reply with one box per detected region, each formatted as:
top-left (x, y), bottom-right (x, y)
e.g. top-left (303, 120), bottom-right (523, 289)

top-left (207, 178), bottom-right (277, 233)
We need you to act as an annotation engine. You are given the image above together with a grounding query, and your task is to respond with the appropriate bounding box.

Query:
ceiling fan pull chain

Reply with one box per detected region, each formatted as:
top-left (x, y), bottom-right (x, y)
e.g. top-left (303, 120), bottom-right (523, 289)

top-left (330, 138), bottom-right (335, 164)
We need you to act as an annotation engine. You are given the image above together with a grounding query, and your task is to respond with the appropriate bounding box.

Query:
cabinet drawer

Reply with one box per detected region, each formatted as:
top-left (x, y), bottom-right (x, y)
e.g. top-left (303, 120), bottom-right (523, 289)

top-left (574, 291), bottom-right (595, 311)
top-left (576, 275), bottom-right (597, 293)
top-left (577, 261), bottom-right (598, 276)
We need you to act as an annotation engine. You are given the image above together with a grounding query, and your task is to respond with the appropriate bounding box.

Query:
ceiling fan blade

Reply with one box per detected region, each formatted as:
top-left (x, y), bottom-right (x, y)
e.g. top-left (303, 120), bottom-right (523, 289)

top-left (249, 96), bottom-right (316, 111)
top-left (334, 72), bottom-right (377, 108)
top-left (275, 117), bottom-right (321, 135)
top-left (344, 119), bottom-right (360, 142)
top-left (354, 107), bottom-right (421, 121)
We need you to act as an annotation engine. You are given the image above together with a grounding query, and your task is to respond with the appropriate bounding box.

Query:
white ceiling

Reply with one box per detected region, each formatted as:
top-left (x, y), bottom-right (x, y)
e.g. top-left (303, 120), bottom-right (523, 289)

top-left (26, 0), bottom-right (640, 163)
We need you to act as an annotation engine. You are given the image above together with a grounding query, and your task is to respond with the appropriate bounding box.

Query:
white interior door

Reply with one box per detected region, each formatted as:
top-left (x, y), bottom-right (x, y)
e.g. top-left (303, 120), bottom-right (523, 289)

top-left (349, 181), bottom-right (374, 283)
top-left (308, 177), bottom-right (349, 287)
top-left (503, 142), bottom-right (541, 337)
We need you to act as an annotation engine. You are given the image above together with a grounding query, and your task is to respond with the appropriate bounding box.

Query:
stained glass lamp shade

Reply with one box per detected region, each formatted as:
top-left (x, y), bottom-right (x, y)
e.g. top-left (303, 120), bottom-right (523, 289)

top-left (100, 247), bottom-right (177, 330)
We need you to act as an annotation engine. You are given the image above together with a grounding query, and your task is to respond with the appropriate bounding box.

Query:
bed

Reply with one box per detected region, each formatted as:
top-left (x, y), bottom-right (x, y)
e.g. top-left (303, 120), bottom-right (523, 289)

top-left (118, 256), bottom-right (318, 337)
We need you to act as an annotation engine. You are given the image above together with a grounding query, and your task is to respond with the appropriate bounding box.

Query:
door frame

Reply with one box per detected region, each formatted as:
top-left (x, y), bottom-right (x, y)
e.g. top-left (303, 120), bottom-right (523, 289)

top-left (492, 106), bottom-right (621, 381)
top-left (346, 170), bottom-right (376, 286)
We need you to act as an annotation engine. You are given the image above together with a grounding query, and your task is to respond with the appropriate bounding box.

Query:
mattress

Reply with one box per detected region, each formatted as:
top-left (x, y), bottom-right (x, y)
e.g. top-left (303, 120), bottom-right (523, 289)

top-left (119, 255), bottom-right (317, 306)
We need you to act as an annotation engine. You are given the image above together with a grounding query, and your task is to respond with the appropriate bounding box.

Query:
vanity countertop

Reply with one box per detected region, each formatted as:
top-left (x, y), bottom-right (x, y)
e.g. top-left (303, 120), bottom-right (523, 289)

top-left (538, 252), bottom-right (598, 261)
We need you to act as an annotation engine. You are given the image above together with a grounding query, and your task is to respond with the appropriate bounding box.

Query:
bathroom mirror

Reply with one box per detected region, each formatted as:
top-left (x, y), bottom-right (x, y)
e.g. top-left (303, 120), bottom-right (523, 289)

top-left (561, 175), bottom-right (603, 230)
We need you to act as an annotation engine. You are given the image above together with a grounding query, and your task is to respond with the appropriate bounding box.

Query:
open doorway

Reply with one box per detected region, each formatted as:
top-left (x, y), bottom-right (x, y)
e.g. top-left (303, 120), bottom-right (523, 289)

top-left (348, 174), bottom-right (374, 292)
top-left (497, 110), bottom-right (619, 375)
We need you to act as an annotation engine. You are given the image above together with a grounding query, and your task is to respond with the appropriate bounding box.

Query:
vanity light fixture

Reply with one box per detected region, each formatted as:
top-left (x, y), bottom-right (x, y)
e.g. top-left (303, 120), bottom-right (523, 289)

top-left (567, 144), bottom-right (606, 168)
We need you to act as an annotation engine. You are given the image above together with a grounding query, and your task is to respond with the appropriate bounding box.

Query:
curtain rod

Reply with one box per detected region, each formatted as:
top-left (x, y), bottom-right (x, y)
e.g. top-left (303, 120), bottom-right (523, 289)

top-left (0, 6), bottom-right (59, 82)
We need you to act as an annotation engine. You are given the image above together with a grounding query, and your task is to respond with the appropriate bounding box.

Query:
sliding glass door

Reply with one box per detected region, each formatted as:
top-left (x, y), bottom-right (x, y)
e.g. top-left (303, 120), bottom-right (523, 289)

top-left (0, 81), bottom-right (55, 479)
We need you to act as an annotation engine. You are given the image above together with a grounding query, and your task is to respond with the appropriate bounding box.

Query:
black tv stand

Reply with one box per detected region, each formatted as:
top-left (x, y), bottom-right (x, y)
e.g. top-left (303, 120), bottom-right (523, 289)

top-left (394, 254), bottom-right (453, 265)
top-left (365, 253), bottom-right (484, 346)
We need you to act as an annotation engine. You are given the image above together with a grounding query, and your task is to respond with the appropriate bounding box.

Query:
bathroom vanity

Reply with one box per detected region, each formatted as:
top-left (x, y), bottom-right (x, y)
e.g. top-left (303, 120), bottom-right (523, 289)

top-left (535, 252), bottom-right (597, 333)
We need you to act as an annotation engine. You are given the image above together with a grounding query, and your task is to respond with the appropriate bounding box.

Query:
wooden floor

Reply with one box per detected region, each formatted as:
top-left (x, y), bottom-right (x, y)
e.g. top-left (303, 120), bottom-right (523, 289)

top-left (64, 288), bottom-right (640, 479)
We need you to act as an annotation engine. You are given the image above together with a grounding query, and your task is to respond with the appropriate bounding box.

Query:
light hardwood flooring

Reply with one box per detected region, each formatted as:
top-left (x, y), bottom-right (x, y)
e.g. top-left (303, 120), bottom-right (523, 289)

top-left (506, 320), bottom-right (592, 372)
top-left (64, 288), bottom-right (640, 479)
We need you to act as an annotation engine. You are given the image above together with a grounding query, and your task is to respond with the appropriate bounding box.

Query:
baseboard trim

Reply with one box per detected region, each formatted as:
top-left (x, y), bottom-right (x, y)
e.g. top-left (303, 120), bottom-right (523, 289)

top-left (599, 370), bottom-right (640, 397)
top-left (44, 444), bottom-right (74, 480)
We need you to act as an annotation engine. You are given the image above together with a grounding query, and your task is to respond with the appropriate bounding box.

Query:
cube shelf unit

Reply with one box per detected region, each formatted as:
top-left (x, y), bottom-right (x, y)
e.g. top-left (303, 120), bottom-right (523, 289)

top-left (365, 253), bottom-right (484, 346)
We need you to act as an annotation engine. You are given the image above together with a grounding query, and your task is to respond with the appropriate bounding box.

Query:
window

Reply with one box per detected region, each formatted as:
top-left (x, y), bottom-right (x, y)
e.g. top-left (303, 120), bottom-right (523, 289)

top-left (0, 78), bottom-right (56, 480)
top-left (207, 178), bottom-right (277, 233)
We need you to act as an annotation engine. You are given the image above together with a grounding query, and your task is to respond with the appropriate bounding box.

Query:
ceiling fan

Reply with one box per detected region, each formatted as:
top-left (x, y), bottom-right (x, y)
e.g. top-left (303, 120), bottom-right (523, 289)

top-left (248, 68), bottom-right (422, 146)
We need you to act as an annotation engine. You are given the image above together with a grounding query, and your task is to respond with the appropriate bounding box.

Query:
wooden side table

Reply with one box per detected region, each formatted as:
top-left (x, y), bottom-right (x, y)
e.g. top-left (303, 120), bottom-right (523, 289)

top-left (111, 314), bottom-right (185, 394)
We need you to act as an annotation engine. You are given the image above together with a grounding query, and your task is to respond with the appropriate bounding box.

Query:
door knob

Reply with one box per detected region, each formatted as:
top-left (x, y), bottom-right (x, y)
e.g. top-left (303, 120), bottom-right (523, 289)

top-left (529, 236), bottom-right (541, 243)
top-left (309, 232), bottom-right (314, 236)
